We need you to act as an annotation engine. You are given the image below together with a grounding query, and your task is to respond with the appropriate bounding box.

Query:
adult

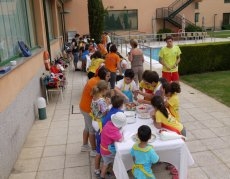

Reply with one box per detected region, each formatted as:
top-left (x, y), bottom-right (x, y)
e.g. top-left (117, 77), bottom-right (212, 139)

top-left (72, 38), bottom-right (80, 71)
top-left (128, 39), bottom-right (144, 85)
top-left (104, 44), bottom-right (122, 89)
top-left (79, 66), bottom-right (111, 156)
top-left (159, 36), bottom-right (181, 83)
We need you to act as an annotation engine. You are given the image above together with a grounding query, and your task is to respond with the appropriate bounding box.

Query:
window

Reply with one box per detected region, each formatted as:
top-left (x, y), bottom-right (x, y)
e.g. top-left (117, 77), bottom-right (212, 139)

top-left (45, 0), bottom-right (54, 40)
top-left (0, 0), bottom-right (36, 64)
top-left (195, 13), bottom-right (200, 23)
top-left (223, 13), bottom-right (230, 25)
top-left (195, 2), bottom-right (199, 9)
top-left (224, 0), bottom-right (230, 3)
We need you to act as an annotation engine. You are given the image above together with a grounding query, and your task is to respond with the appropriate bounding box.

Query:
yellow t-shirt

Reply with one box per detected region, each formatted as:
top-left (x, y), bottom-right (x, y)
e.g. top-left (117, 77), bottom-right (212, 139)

top-left (159, 45), bottom-right (181, 72)
top-left (155, 110), bottom-right (183, 134)
top-left (88, 58), bottom-right (104, 73)
top-left (139, 80), bottom-right (154, 92)
top-left (167, 93), bottom-right (180, 122)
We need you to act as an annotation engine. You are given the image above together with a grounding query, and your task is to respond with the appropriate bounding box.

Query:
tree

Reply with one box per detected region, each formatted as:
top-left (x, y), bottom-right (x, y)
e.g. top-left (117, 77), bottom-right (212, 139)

top-left (88, 0), bottom-right (106, 43)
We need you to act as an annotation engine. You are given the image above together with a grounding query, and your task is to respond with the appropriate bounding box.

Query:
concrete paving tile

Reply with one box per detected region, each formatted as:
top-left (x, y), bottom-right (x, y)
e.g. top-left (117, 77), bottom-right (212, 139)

top-left (38, 156), bottom-right (65, 171)
top-left (183, 121), bottom-right (206, 130)
top-left (218, 117), bottom-right (230, 126)
top-left (187, 167), bottom-right (208, 179)
top-left (43, 145), bottom-right (66, 157)
top-left (54, 109), bottom-right (70, 115)
top-left (48, 127), bottom-right (68, 136)
top-left (52, 114), bottom-right (69, 121)
top-left (68, 126), bottom-right (80, 136)
top-left (13, 158), bottom-right (40, 172)
top-left (210, 111), bottom-right (230, 119)
top-left (221, 136), bottom-right (230, 146)
top-left (226, 162), bottom-right (230, 169)
top-left (65, 153), bottom-right (89, 167)
top-left (28, 129), bottom-right (49, 138)
top-left (191, 128), bottom-right (217, 139)
top-left (8, 172), bottom-right (36, 179)
top-left (24, 137), bottom-right (47, 147)
top-left (186, 140), bottom-right (208, 152)
top-left (201, 163), bottom-right (230, 179)
top-left (64, 166), bottom-right (90, 179)
top-left (201, 137), bottom-right (230, 150)
top-left (31, 121), bottom-right (51, 130)
top-left (210, 127), bottom-right (230, 137)
top-left (199, 119), bottom-right (224, 128)
top-left (36, 169), bottom-right (64, 179)
top-left (192, 151), bottom-right (222, 167)
top-left (45, 135), bottom-right (67, 146)
top-left (185, 130), bottom-right (196, 141)
top-left (50, 121), bottom-right (68, 128)
top-left (212, 148), bottom-right (230, 163)
top-left (19, 147), bottom-right (43, 160)
top-left (67, 134), bottom-right (81, 144)
top-left (66, 142), bottom-right (82, 155)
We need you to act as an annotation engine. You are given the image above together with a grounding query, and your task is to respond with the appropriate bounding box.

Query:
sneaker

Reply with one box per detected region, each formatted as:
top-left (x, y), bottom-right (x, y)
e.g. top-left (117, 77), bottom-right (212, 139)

top-left (94, 169), bottom-right (100, 177)
top-left (81, 144), bottom-right (91, 152)
top-left (90, 150), bottom-right (97, 157)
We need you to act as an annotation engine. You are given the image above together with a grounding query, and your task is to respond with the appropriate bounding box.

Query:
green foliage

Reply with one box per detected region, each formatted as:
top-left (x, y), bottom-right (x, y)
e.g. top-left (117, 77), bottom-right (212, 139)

top-left (179, 42), bottom-right (230, 75)
top-left (88, 0), bottom-right (106, 43)
top-left (222, 24), bottom-right (230, 30)
top-left (157, 28), bottom-right (172, 34)
top-left (185, 24), bottom-right (202, 32)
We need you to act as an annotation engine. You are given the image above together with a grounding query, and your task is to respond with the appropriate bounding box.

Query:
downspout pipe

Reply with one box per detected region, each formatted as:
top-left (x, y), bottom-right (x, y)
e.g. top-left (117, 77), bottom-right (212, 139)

top-left (42, 0), bottom-right (51, 59)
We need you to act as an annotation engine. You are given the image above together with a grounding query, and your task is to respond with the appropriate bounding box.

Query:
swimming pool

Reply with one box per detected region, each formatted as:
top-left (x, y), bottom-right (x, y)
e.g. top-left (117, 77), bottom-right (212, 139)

top-left (141, 47), bottom-right (161, 61)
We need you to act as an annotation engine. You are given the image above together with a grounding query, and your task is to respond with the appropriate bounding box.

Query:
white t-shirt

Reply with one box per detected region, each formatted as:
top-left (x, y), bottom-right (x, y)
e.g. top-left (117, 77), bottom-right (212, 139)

top-left (116, 79), bottom-right (138, 91)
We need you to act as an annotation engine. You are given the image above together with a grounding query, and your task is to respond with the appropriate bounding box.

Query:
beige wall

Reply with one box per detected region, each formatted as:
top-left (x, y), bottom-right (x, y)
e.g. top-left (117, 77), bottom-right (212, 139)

top-left (64, 0), bottom-right (198, 35)
top-left (197, 0), bottom-right (230, 30)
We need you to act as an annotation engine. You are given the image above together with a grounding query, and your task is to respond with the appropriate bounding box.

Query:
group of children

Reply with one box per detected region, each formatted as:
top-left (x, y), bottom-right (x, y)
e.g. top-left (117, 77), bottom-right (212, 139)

top-left (85, 65), bottom-right (185, 179)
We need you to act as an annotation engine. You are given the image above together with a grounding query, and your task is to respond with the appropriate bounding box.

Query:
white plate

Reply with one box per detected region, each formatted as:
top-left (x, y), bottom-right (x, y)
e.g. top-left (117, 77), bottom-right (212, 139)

top-left (127, 117), bottom-right (136, 124)
top-left (138, 113), bottom-right (151, 119)
top-left (124, 111), bottom-right (136, 117)
top-left (131, 134), bottom-right (156, 143)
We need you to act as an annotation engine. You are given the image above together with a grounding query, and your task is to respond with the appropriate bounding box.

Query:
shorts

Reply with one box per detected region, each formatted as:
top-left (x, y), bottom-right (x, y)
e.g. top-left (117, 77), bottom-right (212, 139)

top-left (162, 71), bottom-right (179, 82)
top-left (102, 154), bottom-right (115, 165)
top-left (80, 110), bottom-right (95, 134)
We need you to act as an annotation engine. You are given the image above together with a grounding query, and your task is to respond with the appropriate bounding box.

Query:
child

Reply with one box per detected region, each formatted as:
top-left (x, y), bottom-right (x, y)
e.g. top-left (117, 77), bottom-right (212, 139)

top-left (130, 125), bottom-right (159, 179)
top-left (138, 71), bottom-right (163, 104)
top-left (139, 70), bottom-right (154, 101)
top-left (150, 95), bottom-right (186, 136)
top-left (165, 82), bottom-right (181, 122)
top-left (94, 95), bottom-right (124, 177)
top-left (115, 69), bottom-right (138, 103)
top-left (100, 112), bottom-right (127, 179)
top-left (87, 51), bottom-right (105, 79)
top-left (90, 80), bottom-right (109, 158)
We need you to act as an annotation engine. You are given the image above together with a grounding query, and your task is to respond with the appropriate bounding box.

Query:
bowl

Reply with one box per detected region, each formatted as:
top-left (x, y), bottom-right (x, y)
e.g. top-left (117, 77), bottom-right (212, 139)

top-left (136, 104), bottom-right (148, 113)
top-left (125, 102), bottom-right (136, 111)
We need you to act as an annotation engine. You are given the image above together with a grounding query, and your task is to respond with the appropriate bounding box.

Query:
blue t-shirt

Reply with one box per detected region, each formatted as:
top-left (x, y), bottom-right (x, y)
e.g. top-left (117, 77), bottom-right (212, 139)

top-left (130, 144), bottom-right (159, 179)
top-left (102, 107), bottom-right (123, 127)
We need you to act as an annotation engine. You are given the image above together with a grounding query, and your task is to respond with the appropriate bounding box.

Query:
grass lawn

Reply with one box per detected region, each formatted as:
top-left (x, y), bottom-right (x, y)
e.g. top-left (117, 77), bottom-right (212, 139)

top-left (208, 30), bottom-right (230, 38)
top-left (180, 71), bottom-right (230, 107)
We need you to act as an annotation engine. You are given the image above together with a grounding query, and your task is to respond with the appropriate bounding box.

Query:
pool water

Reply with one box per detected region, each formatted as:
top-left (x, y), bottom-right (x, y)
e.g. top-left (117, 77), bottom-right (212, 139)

top-left (141, 47), bottom-right (161, 61)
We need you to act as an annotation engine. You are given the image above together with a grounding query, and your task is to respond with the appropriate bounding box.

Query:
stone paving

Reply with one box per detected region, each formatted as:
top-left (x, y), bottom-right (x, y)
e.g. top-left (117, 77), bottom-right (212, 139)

top-left (8, 61), bottom-right (230, 179)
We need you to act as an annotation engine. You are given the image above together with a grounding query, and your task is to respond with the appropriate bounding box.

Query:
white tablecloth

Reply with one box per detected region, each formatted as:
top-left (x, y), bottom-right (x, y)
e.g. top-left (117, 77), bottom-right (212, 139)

top-left (113, 116), bottom-right (194, 179)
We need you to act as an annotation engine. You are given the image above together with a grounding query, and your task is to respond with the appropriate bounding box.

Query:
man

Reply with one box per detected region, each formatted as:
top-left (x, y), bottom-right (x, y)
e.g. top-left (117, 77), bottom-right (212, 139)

top-left (159, 36), bottom-right (181, 82)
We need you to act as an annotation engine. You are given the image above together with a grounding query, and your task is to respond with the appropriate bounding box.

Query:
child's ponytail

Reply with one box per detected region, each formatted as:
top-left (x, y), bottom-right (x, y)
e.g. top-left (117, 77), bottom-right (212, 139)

top-left (151, 95), bottom-right (168, 118)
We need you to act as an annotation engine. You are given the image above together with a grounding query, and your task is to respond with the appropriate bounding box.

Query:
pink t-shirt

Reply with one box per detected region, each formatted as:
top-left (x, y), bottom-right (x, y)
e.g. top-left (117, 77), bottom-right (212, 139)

top-left (100, 121), bottom-right (122, 155)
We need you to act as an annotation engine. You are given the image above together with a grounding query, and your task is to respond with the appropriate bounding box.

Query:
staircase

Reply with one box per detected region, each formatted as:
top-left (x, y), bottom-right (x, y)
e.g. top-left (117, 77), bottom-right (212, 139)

top-left (156, 0), bottom-right (202, 29)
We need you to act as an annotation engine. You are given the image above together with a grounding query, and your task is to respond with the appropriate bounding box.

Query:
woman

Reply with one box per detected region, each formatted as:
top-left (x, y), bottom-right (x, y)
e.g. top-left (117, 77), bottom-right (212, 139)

top-left (104, 44), bottom-right (122, 89)
top-left (128, 39), bottom-right (144, 85)
top-left (79, 66), bottom-right (111, 157)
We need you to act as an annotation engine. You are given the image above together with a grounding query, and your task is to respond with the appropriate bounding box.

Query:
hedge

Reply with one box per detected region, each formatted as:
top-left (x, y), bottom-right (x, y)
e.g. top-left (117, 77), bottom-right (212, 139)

top-left (179, 42), bottom-right (230, 75)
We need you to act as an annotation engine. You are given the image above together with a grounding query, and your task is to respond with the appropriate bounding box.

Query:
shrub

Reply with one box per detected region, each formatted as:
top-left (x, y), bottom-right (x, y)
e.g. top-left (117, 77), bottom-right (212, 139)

top-left (157, 28), bottom-right (173, 34)
top-left (179, 42), bottom-right (230, 75)
top-left (185, 24), bottom-right (202, 32)
top-left (222, 24), bottom-right (230, 30)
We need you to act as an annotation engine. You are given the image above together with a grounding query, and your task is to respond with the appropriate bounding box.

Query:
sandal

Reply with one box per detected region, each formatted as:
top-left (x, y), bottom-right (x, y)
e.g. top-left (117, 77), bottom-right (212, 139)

top-left (170, 167), bottom-right (178, 175)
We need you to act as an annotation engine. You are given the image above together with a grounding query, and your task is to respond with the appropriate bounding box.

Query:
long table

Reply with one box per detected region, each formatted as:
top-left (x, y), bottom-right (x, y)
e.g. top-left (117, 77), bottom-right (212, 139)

top-left (113, 116), bottom-right (194, 179)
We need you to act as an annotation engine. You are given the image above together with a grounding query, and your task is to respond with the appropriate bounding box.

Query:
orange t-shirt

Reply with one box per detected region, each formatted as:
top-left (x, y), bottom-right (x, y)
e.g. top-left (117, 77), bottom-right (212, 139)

top-left (104, 53), bottom-right (121, 72)
top-left (97, 43), bottom-right (108, 56)
top-left (79, 76), bottom-right (100, 113)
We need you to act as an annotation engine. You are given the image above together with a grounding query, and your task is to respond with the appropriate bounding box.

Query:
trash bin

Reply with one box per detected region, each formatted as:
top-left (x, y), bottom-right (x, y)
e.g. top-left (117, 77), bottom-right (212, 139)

top-left (37, 97), bottom-right (47, 120)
